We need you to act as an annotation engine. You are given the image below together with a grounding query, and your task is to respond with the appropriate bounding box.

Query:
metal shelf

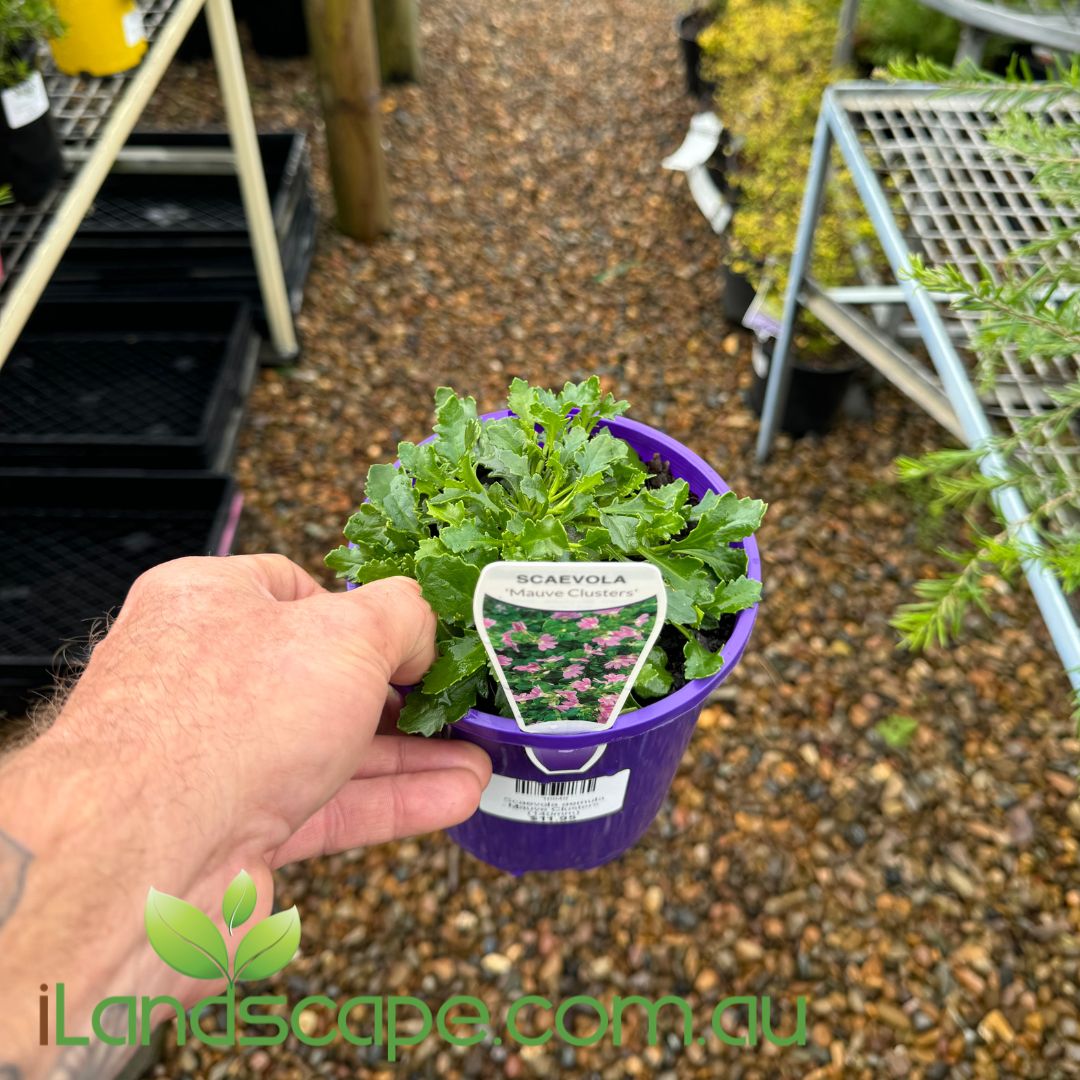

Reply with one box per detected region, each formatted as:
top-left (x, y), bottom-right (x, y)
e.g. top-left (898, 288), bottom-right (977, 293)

top-left (0, 0), bottom-right (298, 366)
top-left (919, 0), bottom-right (1080, 55)
top-left (755, 82), bottom-right (1080, 692)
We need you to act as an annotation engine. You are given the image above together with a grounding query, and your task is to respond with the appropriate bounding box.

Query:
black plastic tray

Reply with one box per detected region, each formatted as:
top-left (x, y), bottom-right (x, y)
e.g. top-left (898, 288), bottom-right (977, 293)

top-left (0, 472), bottom-right (238, 711)
top-left (44, 135), bottom-right (318, 332)
top-left (0, 301), bottom-right (257, 469)
top-left (74, 131), bottom-right (310, 246)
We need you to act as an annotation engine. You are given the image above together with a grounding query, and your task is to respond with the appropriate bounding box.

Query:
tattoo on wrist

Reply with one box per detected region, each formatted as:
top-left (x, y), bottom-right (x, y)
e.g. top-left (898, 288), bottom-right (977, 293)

top-left (0, 830), bottom-right (32, 929)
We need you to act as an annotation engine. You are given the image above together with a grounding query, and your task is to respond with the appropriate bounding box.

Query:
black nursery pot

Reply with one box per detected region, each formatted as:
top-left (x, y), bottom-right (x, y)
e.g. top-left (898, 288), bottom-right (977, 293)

top-left (240, 0), bottom-right (310, 58)
top-left (0, 59), bottom-right (63, 205)
top-left (722, 265), bottom-right (757, 325)
top-left (675, 9), bottom-right (716, 100)
top-left (746, 337), bottom-right (856, 438)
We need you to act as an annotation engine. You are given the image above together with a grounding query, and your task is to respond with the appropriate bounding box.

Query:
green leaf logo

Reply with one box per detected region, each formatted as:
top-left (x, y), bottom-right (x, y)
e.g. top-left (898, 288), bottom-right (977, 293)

top-left (222, 869), bottom-right (256, 936)
top-left (233, 906), bottom-right (301, 982)
top-left (145, 887), bottom-right (229, 981)
top-left (146, 872), bottom-right (302, 986)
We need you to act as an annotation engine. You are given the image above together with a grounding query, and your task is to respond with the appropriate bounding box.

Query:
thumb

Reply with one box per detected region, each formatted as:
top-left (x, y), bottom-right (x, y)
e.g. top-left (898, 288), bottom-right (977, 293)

top-left (314, 576), bottom-right (438, 687)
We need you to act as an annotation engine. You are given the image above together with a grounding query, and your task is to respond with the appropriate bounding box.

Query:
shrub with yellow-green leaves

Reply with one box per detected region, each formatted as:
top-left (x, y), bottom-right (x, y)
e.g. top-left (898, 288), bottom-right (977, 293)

top-left (699, 0), bottom-right (878, 322)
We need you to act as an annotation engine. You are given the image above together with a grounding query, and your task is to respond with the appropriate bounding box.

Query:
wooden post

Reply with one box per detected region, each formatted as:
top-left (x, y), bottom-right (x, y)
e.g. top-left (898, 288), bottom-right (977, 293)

top-left (373, 0), bottom-right (421, 83)
top-left (304, 0), bottom-right (391, 241)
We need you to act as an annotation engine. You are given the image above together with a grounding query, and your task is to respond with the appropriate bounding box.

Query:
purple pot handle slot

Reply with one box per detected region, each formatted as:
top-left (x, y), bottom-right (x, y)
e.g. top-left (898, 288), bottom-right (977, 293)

top-left (526, 744), bottom-right (607, 775)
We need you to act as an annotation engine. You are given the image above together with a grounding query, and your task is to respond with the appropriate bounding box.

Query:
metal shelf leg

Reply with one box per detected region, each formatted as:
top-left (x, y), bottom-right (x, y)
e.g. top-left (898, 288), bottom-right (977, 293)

top-left (206, 0), bottom-right (300, 361)
top-left (755, 109), bottom-right (835, 463)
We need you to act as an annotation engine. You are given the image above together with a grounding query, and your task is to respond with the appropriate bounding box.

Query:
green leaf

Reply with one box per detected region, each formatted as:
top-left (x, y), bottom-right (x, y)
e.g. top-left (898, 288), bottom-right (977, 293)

top-left (517, 517), bottom-right (570, 559)
top-left (339, 557), bottom-right (413, 586)
top-left (416, 553), bottom-right (480, 623)
top-left (874, 714), bottom-right (919, 750)
top-left (598, 510), bottom-right (639, 552)
top-left (575, 430), bottom-right (628, 477)
top-left (145, 888), bottom-right (229, 981)
top-left (440, 521), bottom-right (499, 554)
top-left (423, 634), bottom-right (487, 694)
top-left (709, 576), bottom-right (762, 614)
top-left (399, 672), bottom-right (484, 736)
top-left (683, 636), bottom-right (725, 679)
top-left (233, 907), bottom-right (301, 983)
top-left (433, 387), bottom-right (478, 465)
top-left (324, 545), bottom-right (366, 575)
top-left (365, 463), bottom-right (420, 535)
top-left (679, 492), bottom-right (766, 543)
top-left (397, 441), bottom-right (444, 494)
top-left (636, 646), bottom-right (673, 698)
top-left (222, 870), bottom-right (257, 936)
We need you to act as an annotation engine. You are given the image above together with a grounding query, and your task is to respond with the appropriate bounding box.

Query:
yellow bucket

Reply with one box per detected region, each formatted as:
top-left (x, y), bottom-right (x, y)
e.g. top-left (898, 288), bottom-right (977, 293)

top-left (49, 0), bottom-right (148, 77)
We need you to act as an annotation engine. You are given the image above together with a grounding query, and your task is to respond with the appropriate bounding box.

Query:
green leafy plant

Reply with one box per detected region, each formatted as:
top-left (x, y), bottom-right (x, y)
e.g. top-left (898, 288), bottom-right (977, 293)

top-left (145, 870), bottom-right (300, 986)
top-left (0, 0), bottom-right (64, 89)
top-left (885, 59), bottom-right (1080, 713)
top-left (699, 0), bottom-right (879, 362)
top-left (327, 378), bottom-right (765, 735)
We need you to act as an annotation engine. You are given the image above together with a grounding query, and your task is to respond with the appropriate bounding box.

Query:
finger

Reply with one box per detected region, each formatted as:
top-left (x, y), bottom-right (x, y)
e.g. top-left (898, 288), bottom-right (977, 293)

top-left (318, 576), bottom-right (437, 686)
top-left (378, 687), bottom-right (404, 734)
top-left (270, 768), bottom-right (487, 866)
top-left (228, 553), bottom-right (327, 602)
top-left (348, 734), bottom-right (491, 782)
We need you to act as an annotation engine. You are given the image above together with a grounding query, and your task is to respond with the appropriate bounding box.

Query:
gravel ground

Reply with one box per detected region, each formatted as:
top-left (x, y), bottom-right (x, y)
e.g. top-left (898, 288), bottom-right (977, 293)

top-left (142, 1), bottom-right (1079, 1076)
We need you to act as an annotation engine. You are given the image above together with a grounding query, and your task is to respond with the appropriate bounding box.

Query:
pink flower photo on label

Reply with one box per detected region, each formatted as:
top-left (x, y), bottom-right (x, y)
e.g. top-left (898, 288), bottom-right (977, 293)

top-left (483, 617), bottom-right (496, 628)
top-left (481, 594), bottom-right (659, 727)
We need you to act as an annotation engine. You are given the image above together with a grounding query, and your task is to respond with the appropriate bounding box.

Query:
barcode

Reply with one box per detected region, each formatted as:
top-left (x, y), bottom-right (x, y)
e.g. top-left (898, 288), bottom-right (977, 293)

top-left (513, 778), bottom-right (599, 797)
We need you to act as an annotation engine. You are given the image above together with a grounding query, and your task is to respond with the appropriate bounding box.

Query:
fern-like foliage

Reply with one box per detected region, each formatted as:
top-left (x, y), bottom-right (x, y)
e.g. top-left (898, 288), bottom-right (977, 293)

top-left (887, 59), bottom-right (1080, 713)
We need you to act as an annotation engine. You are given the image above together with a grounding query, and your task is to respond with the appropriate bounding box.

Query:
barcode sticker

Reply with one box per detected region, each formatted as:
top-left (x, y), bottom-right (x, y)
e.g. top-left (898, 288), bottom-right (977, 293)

top-left (480, 769), bottom-right (630, 824)
top-left (2, 72), bottom-right (49, 130)
top-left (123, 9), bottom-right (146, 47)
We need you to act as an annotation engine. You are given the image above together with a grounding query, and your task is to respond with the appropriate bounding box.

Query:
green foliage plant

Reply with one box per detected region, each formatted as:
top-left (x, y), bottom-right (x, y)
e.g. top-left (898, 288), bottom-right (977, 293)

top-left (327, 378), bottom-right (766, 735)
top-left (698, 0), bottom-right (878, 360)
top-left (886, 59), bottom-right (1080, 713)
top-left (0, 0), bottom-right (63, 89)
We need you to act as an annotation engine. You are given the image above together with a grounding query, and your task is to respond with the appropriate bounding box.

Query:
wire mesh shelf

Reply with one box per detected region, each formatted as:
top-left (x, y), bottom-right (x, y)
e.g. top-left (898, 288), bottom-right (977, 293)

top-left (756, 81), bottom-right (1080, 689)
top-left (842, 86), bottom-right (1080, 522)
top-left (919, 0), bottom-right (1080, 52)
top-left (0, 0), bottom-right (184, 304)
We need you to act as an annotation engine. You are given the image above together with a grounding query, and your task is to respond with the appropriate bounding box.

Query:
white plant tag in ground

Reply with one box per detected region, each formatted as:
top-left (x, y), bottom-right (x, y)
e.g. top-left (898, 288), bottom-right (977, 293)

top-left (474, 561), bottom-right (666, 734)
top-left (2, 72), bottom-right (49, 130)
top-left (479, 769), bottom-right (630, 823)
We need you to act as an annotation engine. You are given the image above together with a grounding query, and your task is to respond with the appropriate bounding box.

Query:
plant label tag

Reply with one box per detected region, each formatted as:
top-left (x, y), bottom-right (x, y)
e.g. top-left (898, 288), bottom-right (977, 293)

top-left (123, 9), bottom-right (146, 46)
top-left (479, 769), bottom-right (631, 823)
top-left (743, 279), bottom-right (782, 340)
top-left (473, 561), bottom-right (666, 734)
top-left (2, 72), bottom-right (49, 131)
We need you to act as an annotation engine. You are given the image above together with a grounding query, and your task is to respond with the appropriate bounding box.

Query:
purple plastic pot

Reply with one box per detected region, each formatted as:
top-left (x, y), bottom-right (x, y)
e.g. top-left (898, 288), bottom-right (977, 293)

top-left (348, 412), bottom-right (761, 875)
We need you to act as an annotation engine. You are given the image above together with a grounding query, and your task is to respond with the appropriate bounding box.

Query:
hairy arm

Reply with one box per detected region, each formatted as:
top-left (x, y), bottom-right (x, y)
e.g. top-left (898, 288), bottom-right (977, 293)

top-left (0, 556), bottom-right (489, 1079)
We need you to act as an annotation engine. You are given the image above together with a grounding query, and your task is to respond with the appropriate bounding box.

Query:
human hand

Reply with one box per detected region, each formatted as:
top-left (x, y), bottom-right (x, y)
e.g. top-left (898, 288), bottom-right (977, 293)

top-left (0, 555), bottom-right (490, 1065)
